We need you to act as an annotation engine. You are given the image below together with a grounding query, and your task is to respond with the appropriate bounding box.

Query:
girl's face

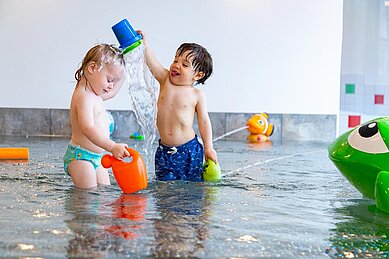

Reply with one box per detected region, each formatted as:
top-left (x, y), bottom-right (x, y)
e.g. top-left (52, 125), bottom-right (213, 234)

top-left (169, 51), bottom-right (204, 86)
top-left (87, 62), bottom-right (124, 96)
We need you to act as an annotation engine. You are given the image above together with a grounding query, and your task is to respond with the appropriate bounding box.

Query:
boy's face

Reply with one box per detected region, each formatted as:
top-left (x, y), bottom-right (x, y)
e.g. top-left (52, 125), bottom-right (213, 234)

top-left (87, 63), bottom-right (124, 96)
top-left (169, 51), bottom-right (204, 86)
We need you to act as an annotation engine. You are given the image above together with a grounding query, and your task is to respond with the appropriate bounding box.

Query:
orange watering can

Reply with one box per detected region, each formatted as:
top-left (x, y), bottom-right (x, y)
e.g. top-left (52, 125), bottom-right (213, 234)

top-left (101, 148), bottom-right (148, 194)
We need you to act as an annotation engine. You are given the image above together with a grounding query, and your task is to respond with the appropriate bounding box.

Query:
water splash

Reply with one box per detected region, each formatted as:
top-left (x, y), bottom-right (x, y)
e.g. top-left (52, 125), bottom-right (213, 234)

top-left (123, 45), bottom-right (158, 170)
top-left (212, 126), bottom-right (248, 142)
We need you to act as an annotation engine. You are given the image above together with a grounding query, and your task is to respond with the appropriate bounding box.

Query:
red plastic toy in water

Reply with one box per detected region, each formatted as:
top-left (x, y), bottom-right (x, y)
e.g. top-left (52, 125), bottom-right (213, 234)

top-left (101, 148), bottom-right (148, 194)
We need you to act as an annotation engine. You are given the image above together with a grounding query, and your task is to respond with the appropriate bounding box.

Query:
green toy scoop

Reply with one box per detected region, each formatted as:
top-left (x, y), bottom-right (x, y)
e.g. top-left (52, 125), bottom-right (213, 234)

top-left (203, 160), bottom-right (221, 182)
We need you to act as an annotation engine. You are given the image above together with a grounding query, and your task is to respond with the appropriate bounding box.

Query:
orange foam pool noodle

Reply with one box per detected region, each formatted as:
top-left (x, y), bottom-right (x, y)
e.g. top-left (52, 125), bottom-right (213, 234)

top-left (0, 147), bottom-right (29, 160)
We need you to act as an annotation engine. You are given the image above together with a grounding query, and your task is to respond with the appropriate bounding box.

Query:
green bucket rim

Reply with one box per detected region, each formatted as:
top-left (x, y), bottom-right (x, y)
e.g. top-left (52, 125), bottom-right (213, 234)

top-left (122, 40), bottom-right (142, 54)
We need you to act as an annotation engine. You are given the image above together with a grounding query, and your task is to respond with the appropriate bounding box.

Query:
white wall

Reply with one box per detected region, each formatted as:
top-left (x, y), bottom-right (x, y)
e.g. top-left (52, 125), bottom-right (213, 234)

top-left (0, 0), bottom-right (343, 115)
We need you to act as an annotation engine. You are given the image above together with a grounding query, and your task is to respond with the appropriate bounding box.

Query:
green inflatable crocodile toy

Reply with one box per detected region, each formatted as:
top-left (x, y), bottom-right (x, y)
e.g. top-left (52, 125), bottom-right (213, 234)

top-left (328, 117), bottom-right (389, 213)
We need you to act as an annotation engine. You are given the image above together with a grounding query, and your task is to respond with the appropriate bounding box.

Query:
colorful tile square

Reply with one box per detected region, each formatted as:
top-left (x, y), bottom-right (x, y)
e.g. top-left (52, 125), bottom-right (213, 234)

top-left (345, 83), bottom-right (355, 94)
top-left (348, 115), bottom-right (361, 128)
top-left (375, 94), bottom-right (384, 104)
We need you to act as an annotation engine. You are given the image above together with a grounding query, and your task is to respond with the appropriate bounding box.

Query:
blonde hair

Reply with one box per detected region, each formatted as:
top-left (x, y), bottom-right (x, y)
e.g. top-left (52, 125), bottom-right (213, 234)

top-left (75, 44), bottom-right (124, 82)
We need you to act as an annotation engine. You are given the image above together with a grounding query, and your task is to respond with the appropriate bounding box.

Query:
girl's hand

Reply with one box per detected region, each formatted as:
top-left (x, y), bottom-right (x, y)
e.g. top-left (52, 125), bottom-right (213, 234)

top-left (111, 143), bottom-right (130, 160)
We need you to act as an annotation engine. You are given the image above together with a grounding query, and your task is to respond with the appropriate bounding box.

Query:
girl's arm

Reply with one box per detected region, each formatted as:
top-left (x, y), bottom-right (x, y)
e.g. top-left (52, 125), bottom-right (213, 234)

top-left (76, 95), bottom-right (129, 159)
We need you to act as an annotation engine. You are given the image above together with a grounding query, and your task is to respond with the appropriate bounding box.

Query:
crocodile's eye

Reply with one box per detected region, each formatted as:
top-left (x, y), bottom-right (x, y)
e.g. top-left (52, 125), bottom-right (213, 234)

top-left (348, 122), bottom-right (389, 153)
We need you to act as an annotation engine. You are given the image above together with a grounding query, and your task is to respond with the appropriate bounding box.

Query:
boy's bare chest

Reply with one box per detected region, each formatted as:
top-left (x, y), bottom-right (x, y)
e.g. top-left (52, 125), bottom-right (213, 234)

top-left (159, 85), bottom-right (196, 107)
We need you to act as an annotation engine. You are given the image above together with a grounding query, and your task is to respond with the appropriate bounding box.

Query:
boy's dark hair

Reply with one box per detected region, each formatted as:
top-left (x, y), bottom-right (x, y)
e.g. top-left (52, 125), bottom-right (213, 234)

top-left (176, 43), bottom-right (213, 85)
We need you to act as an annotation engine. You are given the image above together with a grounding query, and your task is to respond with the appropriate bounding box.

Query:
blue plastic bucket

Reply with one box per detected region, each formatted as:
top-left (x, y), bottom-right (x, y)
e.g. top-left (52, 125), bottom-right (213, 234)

top-left (112, 19), bottom-right (142, 54)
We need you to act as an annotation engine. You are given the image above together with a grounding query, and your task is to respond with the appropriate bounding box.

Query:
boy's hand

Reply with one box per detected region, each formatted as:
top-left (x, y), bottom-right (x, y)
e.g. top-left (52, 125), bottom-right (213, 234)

top-left (204, 147), bottom-right (218, 164)
top-left (136, 30), bottom-right (147, 47)
top-left (111, 143), bottom-right (130, 160)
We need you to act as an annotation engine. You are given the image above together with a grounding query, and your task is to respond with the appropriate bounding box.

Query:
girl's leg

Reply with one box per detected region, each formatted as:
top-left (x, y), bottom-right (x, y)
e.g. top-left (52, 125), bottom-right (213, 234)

top-left (96, 166), bottom-right (111, 186)
top-left (68, 160), bottom-right (98, 189)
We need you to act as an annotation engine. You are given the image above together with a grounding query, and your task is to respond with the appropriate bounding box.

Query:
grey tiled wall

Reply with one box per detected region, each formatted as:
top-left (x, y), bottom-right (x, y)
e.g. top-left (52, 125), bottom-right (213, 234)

top-left (0, 108), bottom-right (336, 142)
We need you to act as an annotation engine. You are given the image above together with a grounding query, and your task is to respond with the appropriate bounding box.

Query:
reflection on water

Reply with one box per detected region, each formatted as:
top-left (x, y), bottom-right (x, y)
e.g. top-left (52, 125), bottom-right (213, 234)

top-left (106, 193), bottom-right (147, 240)
top-left (327, 199), bottom-right (389, 258)
top-left (150, 181), bottom-right (218, 257)
top-left (62, 182), bottom-right (218, 258)
top-left (65, 188), bottom-right (110, 258)
top-left (3, 136), bottom-right (389, 257)
top-left (64, 188), bottom-right (151, 258)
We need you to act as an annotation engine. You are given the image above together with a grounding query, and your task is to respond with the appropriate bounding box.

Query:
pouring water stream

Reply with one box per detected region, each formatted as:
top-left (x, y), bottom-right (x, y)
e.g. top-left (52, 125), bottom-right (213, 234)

top-left (123, 45), bottom-right (158, 170)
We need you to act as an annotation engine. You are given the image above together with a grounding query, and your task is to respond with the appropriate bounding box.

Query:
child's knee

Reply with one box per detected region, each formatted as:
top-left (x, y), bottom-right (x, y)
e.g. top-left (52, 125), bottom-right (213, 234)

top-left (68, 160), bottom-right (98, 189)
top-left (96, 166), bottom-right (111, 186)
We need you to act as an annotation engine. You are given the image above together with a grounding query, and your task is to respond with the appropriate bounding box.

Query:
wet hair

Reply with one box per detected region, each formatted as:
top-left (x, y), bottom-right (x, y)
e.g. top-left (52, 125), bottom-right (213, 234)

top-left (75, 43), bottom-right (124, 82)
top-left (176, 43), bottom-right (213, 85)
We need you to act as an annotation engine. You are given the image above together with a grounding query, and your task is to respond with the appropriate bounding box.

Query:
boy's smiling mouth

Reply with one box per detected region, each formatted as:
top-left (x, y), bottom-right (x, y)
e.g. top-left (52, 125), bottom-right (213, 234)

top-left (170, 70), bottom-right (179, 77)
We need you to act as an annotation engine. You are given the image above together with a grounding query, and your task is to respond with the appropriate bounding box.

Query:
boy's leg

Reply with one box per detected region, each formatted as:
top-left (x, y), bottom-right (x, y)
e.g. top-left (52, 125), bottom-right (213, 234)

top-left (68, 160), bottom-right (98, 189)
top-left (155, 147), bottom-right (178, 181)
top-left (184, 138), bottom-right (204, 181)
top-left (96, 166), bottom-right (111, 186)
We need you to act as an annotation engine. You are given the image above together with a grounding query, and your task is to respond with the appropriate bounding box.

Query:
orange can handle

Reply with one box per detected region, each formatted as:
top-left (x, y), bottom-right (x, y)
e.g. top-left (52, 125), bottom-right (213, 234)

top-left (0, 148), bottom-right (29, 160)
top-left (101, 148), bottom-right (142, 168)
top-left (102, 147), bottom-right (148, 194)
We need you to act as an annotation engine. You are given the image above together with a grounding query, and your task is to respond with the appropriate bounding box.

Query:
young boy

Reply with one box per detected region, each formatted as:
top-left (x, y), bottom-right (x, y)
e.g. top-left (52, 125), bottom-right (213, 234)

top-left (139, 31), bottom-right (218, 181)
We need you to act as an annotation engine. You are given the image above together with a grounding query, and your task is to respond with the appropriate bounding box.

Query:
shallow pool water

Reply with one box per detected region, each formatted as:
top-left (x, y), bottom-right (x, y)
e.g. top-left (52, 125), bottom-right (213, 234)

top-left (0, 135), bottom-right (386, 258)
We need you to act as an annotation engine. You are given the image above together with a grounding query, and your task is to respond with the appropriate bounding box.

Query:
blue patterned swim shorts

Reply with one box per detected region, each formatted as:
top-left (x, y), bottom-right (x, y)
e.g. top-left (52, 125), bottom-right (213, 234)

top-left (155, 136), bottom-right (204, 181)
top-left (63, 142), bottom-right (103, 175)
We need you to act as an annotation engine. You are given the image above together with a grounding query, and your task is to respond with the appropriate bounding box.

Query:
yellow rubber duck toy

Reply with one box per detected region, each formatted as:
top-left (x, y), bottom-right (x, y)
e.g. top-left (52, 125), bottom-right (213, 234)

top-left (246, 113), bottom-right (274, 142)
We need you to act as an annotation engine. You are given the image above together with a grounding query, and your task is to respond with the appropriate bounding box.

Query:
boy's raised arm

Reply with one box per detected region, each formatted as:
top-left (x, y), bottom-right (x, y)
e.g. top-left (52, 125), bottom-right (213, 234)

top-left (137, 30), bottom-right (168, 83)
